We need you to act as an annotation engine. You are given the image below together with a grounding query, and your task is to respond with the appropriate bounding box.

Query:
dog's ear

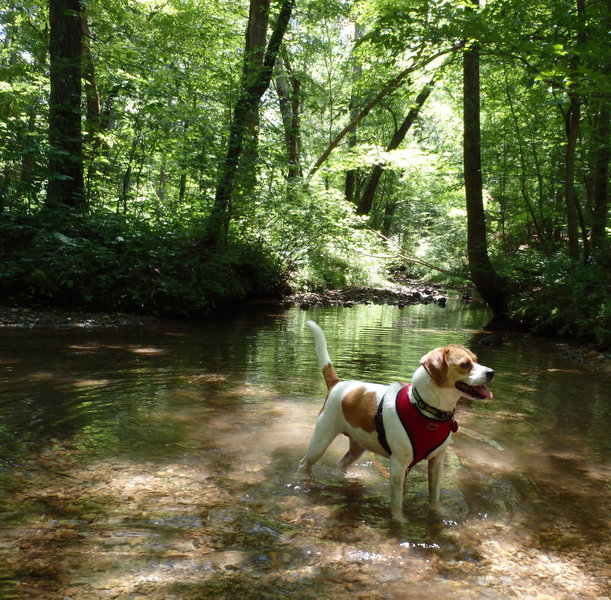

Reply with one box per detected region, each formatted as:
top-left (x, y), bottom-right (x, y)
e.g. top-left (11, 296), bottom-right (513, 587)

top-left (420, 348), bottom-right (448, 384)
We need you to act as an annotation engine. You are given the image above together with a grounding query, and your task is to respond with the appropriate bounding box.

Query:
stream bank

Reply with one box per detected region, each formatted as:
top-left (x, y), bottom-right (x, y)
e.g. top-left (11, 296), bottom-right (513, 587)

top-left (1, 280), bottom-right (609, 375)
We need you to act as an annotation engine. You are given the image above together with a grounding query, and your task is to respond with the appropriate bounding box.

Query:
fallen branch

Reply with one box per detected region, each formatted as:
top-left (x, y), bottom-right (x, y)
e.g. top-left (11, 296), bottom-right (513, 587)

top-left (370, 228), bottom-right (471, 281)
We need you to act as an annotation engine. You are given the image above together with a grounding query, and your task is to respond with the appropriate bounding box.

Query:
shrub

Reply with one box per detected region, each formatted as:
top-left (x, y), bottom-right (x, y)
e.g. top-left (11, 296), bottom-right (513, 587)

top-left (507, 252), bottom-right (611, 349)
top-left (0, 211), bottom-right (285, 317)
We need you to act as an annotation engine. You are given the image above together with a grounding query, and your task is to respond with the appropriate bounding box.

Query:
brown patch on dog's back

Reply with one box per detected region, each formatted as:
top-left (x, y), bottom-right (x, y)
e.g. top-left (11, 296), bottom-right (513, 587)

top-left (341, 386), bottom-right (378, 432)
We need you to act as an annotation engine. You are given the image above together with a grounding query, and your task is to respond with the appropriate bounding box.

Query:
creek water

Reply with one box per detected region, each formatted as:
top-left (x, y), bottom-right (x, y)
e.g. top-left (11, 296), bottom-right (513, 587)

top-left (0, 301), bottom-right (609, 599)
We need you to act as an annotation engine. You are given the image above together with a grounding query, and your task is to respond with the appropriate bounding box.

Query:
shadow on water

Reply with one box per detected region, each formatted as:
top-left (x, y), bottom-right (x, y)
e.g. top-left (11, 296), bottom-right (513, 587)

top-left (0, 301), bottom-right (609, 599)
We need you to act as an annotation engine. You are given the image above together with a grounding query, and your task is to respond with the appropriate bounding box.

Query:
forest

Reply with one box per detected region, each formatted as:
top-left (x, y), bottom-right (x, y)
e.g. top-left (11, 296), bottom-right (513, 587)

top-left (0, 0), bottom-right (609, 347)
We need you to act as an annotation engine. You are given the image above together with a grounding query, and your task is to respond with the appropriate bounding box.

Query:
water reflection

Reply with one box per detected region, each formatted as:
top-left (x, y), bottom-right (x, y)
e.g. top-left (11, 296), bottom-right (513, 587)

top-left (0, 302), bottom-right (609, 599)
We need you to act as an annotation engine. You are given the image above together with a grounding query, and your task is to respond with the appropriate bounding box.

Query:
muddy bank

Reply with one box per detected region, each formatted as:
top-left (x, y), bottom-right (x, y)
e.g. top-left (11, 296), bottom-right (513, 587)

top-left (286, 282), bottom-right (449, 309)
top-left (0, 305), bottom-right (158, 329)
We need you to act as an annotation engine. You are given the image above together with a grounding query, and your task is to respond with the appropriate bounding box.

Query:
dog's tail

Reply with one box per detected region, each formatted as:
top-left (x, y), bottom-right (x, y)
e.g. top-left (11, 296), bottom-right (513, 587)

top-left (306, 320), bottom-right (340, 391)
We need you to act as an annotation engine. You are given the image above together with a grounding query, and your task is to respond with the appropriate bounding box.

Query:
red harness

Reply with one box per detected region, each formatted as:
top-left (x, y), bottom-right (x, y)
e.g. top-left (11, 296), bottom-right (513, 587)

top-left (376, 384), bottom-right (458, 471)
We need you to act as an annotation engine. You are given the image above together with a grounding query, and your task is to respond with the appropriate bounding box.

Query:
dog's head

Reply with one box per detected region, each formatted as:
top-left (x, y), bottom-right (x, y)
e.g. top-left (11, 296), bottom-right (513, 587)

top-left (420, 344), bottom-right (494, 400)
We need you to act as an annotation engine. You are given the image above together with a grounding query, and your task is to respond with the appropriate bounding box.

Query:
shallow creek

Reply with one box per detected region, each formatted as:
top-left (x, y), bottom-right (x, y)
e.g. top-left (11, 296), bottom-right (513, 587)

top-left (0, 302), bottom-right (609, 599)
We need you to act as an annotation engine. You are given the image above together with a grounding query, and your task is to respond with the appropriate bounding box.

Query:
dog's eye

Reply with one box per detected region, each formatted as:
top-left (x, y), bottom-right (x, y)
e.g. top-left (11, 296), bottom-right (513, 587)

top-left (460, 360), bottom-right (471, 369)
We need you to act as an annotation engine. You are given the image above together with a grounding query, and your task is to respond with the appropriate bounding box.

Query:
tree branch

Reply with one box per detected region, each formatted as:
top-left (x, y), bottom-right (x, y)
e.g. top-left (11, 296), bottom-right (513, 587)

top-left (306, 44), bottom-right (463, 179)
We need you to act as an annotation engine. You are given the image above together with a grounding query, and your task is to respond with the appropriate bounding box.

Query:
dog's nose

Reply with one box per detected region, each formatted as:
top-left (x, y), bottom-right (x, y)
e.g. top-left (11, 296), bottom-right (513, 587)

top-left (485, 368), bottom-right (495, 382)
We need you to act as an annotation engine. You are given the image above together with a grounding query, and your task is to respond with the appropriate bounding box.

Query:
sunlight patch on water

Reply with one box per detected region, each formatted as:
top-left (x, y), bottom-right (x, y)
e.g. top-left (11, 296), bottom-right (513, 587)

top-left (72, 378), bottom-right (113, 388)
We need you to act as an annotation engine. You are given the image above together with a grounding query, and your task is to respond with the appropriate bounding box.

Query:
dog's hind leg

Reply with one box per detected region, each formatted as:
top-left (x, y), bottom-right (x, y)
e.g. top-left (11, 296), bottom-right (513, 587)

top-left (297, 416), bottom-right (340, 475)
top-left (337, 439), bottom-right (366, 471)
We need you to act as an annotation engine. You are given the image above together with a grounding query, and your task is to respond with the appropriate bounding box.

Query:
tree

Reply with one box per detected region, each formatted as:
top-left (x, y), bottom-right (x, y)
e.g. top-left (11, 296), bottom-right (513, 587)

top-left (207, 0), bottom-right (295, 246)
top-left (46, 0), bottom-right (85, 212)
top-left (274, 52), bottom-right (302, 181)
top-left (356, 78), bottom-right (435, 216)
top-left (588, 0), bottom-right (610, 263)
top-left (463, 1), bottom-right (506, 314)
top-left (306, 46), bottom-right (457, 179)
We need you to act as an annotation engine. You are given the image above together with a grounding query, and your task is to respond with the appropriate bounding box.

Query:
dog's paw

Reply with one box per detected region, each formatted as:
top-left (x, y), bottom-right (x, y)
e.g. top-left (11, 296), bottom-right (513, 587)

top-left (296, 466), bottom-right (313, 480)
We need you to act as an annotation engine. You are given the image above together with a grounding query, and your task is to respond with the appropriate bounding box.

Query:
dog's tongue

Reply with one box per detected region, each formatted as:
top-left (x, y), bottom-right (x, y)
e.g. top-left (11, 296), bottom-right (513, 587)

top-left (474, 386), bottom-right (493, 399)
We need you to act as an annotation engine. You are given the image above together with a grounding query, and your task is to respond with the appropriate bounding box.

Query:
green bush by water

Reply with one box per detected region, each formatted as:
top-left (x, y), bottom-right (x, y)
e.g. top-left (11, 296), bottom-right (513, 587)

top-left (0, 212), bottom-right (286, 317)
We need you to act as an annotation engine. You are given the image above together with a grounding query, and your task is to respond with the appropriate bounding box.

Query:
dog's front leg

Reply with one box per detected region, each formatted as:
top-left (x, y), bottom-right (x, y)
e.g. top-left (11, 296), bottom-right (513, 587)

top-left (427, 451), bottom-right (445, 511)
top-left (389, 455), bottom-right (408, 522)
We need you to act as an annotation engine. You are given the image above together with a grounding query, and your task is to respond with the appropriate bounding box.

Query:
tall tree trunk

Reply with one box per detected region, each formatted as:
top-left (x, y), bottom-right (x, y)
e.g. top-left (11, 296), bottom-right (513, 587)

top-left (564, 93), bottom-right (582, 260)
top-left (238, 0), bottom-right (270, 200)
top-left (589, 0), bottom-right (610, 262)
top-left (463, 28), bottom-right (506, 314)
top-left (356, 78), bottom-right (435, 216)
top-left (81, 9), bottom-right (101, 202)
top-left (344, 23), bottom-right (362, 204)
top-left (81, 12), bottom-right (100, 145)
top-left (590, 99), bottom-right (610, 262)
top-left (562, 0), bottom-right (587, 260)
top-left (19, 96), bottom-right (43, 201)
top-left (208, 0), bottom-right (294, 246)
top-left (381, 194), bottom-right (396, 237)
top-left (46, 0), bottom-right (85, 212)
top-left (275, 52), bottom-right (302, 180)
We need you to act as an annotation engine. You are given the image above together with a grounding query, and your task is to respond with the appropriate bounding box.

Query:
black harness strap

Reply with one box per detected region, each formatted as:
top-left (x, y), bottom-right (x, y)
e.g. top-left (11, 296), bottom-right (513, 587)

top-left (375, 391), bottom-right (392, 456)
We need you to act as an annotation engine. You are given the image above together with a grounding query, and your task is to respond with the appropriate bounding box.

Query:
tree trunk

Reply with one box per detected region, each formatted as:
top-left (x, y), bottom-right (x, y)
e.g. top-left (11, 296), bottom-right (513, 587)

top-left (81, 12), bottom-right (100, 145)
top-left (590, 98), bottom-right (610, 262)
top-left (562, 0), bottom-right (588, 260)
top-left (463, 33), bottom-right (506, 314)
top-left (46, 0), bottom-right (85, 212)
top-left (208, 0), bottom-right (294, 246)
top-left (356, 78), bottom-right (435, 216)
top-left (19, 96), bottom-right (43, 202)
top-left (238, 0), bottom-right (270, 200)
top-left (381, 194), bottom-right (396, 237)
top-left (81, 9), bottom-right (102, 202)
top-left (178, 170), bottom-right (188, 205)
top-left (589, 0), bottom-right (610, 262)
top-left (563, 93), bottom-right (582, 260)
top-left (275, 53), bottom-right (302, 180)
top-left (344, 23), bottom-right (362, 204)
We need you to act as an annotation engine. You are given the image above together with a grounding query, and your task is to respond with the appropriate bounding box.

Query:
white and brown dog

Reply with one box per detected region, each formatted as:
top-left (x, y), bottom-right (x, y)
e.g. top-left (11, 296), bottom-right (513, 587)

top-left (298, 320), bottom-right (494, 522)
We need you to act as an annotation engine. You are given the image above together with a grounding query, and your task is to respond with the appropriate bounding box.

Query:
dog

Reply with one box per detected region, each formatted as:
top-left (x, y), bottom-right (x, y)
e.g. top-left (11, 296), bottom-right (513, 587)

top-left (298, 320), bottom-right (494, 522)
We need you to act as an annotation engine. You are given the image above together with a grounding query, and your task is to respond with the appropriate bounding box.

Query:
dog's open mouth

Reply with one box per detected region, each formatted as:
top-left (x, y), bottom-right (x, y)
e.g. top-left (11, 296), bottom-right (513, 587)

top-left (455, 381), bottom-right (493, 399)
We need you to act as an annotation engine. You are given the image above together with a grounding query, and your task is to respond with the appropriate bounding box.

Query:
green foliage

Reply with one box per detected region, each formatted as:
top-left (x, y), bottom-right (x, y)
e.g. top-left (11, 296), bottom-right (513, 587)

top-left (0, 0), bottom-right (608, 347)
top-left (506, 251), bottom-right (611, 349)
top-left (0, 212), bottom-right (285, 317)
top-left (242, 181), bottom-right (387, 291)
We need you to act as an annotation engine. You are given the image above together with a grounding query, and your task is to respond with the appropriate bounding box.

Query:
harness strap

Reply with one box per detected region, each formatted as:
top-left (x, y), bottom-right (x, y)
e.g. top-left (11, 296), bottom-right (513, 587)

top-left (375, 384), bottom-right (458, 469)
top-left (375, 391), bottom-right (392, 456)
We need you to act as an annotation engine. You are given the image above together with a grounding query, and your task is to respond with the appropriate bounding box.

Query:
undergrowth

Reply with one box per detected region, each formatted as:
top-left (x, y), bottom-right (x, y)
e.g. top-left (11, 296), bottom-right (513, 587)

top-left (505, 252), bottom-right (611, 349)
top-left (0, 211), bottom-right (286, 317)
